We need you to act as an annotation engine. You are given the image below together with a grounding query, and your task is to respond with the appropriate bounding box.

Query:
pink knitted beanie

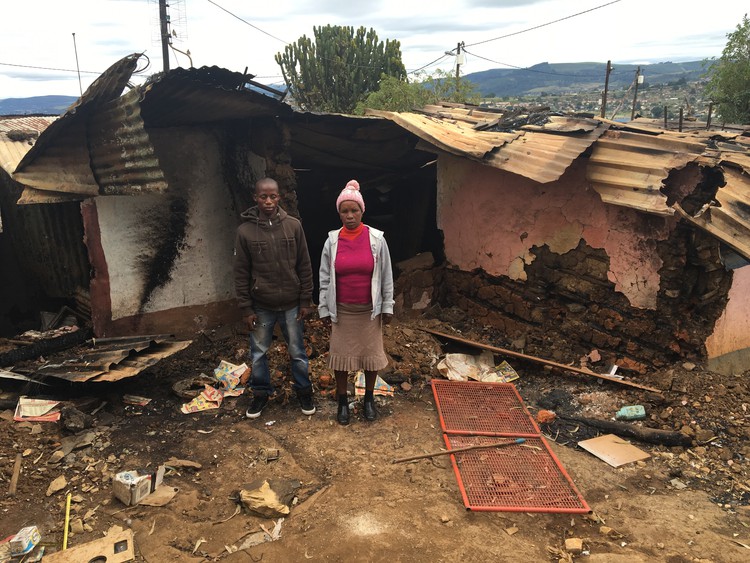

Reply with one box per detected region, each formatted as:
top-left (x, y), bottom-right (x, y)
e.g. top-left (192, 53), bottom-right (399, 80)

top-left (336, 179), bottom-right (365, 213)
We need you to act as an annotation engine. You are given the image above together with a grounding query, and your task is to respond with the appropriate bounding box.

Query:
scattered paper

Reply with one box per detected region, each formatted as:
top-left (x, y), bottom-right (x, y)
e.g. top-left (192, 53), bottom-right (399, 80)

top-left (354, 371), bottom-right (394, 397)
top-left (180, 385), bottom-right (224, 414)
top-left (180, 360), bottom-right (248, 413)
top-left (14, 396), bottom-right (61, 422)
top-left (139, 486), bottom-right (179, 507)
top-left (123, 394), bottom-right (152, 406)
top-left (436, 353), bottom-right (519, 383)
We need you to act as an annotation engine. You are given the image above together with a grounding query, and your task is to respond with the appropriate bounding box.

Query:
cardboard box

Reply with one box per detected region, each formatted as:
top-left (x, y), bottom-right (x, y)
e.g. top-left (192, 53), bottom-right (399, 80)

top-left (10, 526), bottom-right (41, 555)
top-left (113, 465), bottom-right (165, 506)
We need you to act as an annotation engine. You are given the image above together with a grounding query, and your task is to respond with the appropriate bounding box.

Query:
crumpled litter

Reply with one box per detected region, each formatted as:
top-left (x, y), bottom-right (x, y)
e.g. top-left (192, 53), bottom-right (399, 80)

top-left (180, 361), bottom-right (248, 413)
top-left (437, 352), bottom-right (519, 383)
top-left (354, 370), bottom-right (394, 397)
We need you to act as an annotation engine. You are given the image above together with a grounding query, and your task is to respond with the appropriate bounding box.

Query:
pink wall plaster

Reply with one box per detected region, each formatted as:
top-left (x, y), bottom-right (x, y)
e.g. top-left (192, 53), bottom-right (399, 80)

top-left (437, 155), bottom-right (674, 309)
top-left (706, 265), bottom-right (750, 358)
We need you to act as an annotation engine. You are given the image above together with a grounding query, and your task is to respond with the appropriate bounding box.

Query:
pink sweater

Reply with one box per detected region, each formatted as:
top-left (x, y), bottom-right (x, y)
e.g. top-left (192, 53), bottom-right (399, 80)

top-left (335, 227), bottom-right (374, 304)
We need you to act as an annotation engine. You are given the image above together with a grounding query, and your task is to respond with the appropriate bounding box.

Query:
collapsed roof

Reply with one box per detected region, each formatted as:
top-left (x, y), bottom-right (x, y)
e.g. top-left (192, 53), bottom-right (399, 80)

top-left (7, 54), bottom-right (750, 260)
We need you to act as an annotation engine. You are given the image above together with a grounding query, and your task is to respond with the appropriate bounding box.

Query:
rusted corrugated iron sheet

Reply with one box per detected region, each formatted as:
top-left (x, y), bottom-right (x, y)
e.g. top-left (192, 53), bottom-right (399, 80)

top-left (139, 66), bottom-right (291, 127)
top-left (677, 167), bottom-right (750, 258)
top-left (35, 335), bottom-right (191, 382)
top-left (0, 116), bottom-right (57, 174)
top-left (89, 89), bottom-right (167, 195)
top-left (14, 54), bottom-right (140, 191)
top-left (586, 129), bottom-right (708, 215)
top-left (486, 122), bottom-right (609, 183)
top-left (10, 201), bottom-right (90, 298)
top-left (367, 109), bottom-right (519, 160)
top-left (371, 108), bottom-right (607, 183)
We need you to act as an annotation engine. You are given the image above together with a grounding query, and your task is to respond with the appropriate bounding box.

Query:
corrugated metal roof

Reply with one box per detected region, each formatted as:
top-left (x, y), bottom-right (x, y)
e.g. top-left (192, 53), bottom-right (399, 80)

top-left (677, 167), bottom-right (750, 258)
top-left (0, 116), bottom-right (57, 174)
top-left (139, 66), bottom-right (292, 126)
top-left (89, 89), bottom-right (167, 195)
top-left (369, 106), bottom-right (608, 183)
top-left (12, 56), bottom-right (289, 198)
top-left (35, 335), bottom-right (191, 382)
top-left (367, 109), bottom-right (519, 160)
top-left (15, 54), bottom-right (140, 180)
top-left (586, 129), bottom-right (708, 216)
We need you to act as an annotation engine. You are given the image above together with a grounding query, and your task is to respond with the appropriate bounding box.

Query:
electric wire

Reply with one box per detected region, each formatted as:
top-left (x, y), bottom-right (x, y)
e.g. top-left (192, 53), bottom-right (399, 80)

top-left (407, 54), bottom-right (452, 75)
top-left (0, 61), bottom-right (101, 74)
top-left (205, 0), bottom-right (288, 44)
top-left (462, 48), bottom-right (628, 79)
top-left (465, 0), bottom-right (623, 47)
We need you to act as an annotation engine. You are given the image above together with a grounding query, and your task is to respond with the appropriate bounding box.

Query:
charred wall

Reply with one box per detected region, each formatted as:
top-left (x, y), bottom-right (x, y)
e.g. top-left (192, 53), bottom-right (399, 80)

top-left (442, 222), bottom-right (732, 372)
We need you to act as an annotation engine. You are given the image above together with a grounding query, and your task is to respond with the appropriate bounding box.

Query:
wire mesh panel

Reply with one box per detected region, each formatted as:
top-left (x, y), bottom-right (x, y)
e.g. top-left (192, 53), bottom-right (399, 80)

top-left (431, 380), bottom-right (539, 436)
top-left (431, 380), bottom-right (589, 513)
top-left (444, 435), bottom-right (590, 513)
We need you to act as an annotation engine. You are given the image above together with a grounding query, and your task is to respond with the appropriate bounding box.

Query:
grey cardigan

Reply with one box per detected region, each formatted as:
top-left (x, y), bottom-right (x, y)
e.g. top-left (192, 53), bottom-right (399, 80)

top-left (318, 226), bottom-right (395, 322)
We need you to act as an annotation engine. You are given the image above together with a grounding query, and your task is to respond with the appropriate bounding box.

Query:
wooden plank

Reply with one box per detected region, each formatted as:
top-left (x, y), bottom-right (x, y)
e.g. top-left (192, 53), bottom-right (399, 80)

top-left (8, 454), bottom-right (22, 496)
top-left (421, 328), bottom-right (662, 393)
top-left (44, 528), bottom-right (134, 563)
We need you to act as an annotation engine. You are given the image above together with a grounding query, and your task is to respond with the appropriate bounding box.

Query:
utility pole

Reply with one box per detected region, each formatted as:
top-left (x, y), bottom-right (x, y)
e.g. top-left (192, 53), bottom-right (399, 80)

top-left (630, 66), bottom-right (642, 121)
top-left (159, 0), bottom-right (170, 73)
top-left (600, 60), bottom-right (612, 119)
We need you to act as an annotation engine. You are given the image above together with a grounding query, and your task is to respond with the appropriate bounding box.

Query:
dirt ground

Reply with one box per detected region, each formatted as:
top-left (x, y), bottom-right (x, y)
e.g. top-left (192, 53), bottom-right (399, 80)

top-left (1, 315), bottom-right (750, 562)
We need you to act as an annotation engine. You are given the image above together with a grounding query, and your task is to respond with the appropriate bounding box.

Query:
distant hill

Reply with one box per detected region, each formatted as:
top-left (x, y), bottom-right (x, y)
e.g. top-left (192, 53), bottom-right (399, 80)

top-left (465, 60), bottom-right (708, 97)
top-left (0, 61), bottom-right (709, 113)
top-left (0, 95), bottom-right (78, 116)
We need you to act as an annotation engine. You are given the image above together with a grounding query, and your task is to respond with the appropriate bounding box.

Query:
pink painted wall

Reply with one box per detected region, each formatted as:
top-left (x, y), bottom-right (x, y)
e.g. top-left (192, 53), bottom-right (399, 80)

top-left (436, 155), bottom-right (674, 309)
top-left (706, 265), bottom-right (750, 370)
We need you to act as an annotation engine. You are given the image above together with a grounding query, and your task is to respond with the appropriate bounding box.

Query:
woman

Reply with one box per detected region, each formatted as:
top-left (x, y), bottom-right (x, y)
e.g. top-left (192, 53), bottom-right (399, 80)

top-left (318, 180), bottom-right (394, 425)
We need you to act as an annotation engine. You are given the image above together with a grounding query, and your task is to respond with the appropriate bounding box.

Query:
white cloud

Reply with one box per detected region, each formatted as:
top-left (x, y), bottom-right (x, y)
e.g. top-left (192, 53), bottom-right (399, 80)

top-left (0, 0), bottom-right (745, 98)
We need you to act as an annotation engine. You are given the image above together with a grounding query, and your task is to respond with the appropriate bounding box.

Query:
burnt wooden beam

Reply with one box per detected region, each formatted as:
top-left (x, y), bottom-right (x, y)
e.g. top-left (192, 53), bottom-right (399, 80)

top-left (422, 328), bottom-right (662, 394)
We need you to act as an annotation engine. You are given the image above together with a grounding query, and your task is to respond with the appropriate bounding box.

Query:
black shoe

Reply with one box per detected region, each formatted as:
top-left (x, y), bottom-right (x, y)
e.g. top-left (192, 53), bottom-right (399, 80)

top-left (298, 392), bottom-right (316, 416)
top-left (245, 395), bottom-right (268, 419)
top-left (363, 398), bottom-right (377, 421)
top-left (337, 402), bottom-right (350, 425)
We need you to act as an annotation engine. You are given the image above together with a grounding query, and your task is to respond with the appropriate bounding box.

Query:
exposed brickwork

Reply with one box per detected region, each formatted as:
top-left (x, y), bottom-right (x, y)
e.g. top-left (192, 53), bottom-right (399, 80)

top-left (440, 223), bottom-right (732, 373)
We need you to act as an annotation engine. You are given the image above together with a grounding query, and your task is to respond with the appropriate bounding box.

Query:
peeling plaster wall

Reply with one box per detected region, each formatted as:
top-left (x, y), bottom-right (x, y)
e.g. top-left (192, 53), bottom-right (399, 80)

top-left (437, 155), bottom-right (672, 309)
top-left (706, 265), bottom-right (750, 374)
top-left (94, 127), bottom-right (237, 323)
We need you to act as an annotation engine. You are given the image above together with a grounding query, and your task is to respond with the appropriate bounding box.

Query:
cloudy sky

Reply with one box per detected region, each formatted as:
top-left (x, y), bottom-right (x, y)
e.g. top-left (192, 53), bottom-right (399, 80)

top-left (1, 0), bottom-right (746, 99)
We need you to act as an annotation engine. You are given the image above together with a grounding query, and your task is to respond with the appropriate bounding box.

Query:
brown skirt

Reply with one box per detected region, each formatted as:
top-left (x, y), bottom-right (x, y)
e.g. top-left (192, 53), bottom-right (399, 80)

top-left (328, 303), bottom-right (388, 372)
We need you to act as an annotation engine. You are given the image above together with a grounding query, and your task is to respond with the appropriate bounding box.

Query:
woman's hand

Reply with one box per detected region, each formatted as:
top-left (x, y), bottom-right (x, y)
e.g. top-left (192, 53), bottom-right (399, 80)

top-left (382, 314), bottom-right (393, 325)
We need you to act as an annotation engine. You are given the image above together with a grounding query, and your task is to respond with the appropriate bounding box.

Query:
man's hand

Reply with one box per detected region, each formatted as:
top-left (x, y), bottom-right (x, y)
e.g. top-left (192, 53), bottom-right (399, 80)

top-left (244, 314), bottom-right (257, 331)
top-left (297, 306), bottom-right (316, 321)
top-left (382, 313), bottom-right (393, 325)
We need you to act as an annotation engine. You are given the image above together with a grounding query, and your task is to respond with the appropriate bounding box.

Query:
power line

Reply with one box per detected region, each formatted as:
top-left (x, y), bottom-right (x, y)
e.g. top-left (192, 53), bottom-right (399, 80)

top-left (461, 48), bottom-right (628, 79)
top-left (465, 0), bottom-right (623, 47)
top-left (0, 61), bottom-right (101, 75)
top-left (407, 54), bottom-right (452, 75)
top-left (205, 0), bottom-right (288, 44)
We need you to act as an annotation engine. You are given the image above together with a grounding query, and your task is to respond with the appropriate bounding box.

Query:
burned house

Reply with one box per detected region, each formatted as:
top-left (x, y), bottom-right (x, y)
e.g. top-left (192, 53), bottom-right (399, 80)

top-left (371, 105), bottom-right (750, 376)
top-left (2, 54), bottom-right (749, 377)
top-left (1, 54), bottom-right (437, 339)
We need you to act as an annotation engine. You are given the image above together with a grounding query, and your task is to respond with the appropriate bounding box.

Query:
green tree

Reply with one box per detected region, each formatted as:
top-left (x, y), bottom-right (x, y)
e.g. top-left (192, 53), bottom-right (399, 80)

top-left (353, 69), bottom-right (481, 114)
top-left (704, 14), bottom-right (750, 123)
top-left (275, 25), bottom-right (406, 113)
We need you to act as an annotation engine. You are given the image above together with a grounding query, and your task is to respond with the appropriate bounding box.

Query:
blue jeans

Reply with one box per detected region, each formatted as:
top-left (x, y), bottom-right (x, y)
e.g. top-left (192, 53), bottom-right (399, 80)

top-left (249, 306), bottom-right (311, 396)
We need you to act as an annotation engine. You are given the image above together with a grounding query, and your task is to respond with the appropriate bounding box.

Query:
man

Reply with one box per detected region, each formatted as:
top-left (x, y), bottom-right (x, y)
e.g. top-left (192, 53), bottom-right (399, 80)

top-left (234, 178), bottom-right (316, 418)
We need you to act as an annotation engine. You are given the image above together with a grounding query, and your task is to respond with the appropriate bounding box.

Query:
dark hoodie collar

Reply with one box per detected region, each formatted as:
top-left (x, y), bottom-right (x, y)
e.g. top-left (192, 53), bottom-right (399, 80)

top-left (240, 205), bottom-right (289, 224)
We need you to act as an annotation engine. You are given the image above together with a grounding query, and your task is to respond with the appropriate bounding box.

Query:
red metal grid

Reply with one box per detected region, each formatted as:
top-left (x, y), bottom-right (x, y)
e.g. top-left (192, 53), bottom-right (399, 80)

top-left (444, 435), bottom-right (590, 513)
top-left (431, 380), bottom-right (540, 436)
